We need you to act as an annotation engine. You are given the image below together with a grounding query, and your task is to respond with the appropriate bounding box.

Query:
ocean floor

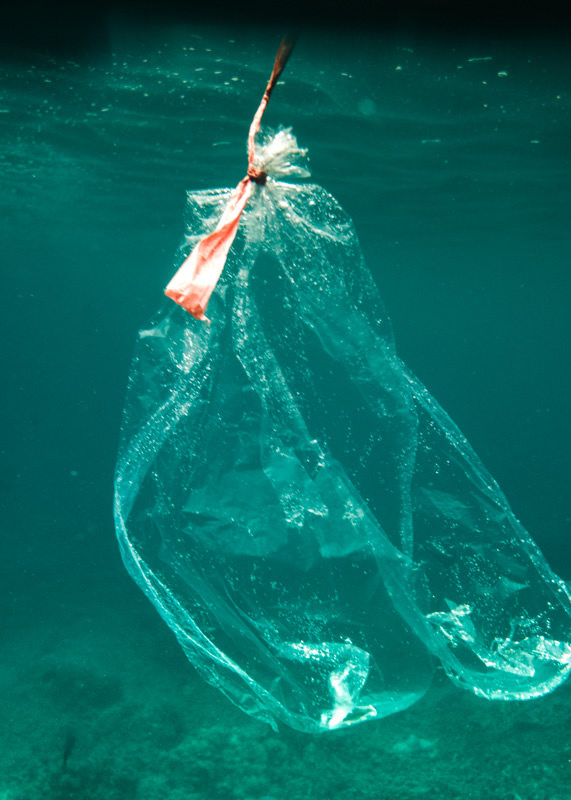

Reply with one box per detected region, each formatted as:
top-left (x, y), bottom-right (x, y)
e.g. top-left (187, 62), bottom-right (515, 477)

top-left (3, 541), bottom-right (571, 800)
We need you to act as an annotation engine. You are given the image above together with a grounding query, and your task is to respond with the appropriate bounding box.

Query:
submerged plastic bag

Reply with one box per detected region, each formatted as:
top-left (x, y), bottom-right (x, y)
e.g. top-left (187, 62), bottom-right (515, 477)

top-left (114, 44), bottom-right (571, 733)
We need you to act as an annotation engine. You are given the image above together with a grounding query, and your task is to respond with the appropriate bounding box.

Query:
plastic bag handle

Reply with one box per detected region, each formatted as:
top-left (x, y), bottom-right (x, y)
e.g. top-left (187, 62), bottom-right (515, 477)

top-left (165, 37), bottom-right (296, 322)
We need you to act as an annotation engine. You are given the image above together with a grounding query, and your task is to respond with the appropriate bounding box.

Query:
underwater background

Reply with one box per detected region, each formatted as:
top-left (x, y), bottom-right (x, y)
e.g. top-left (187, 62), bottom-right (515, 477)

top-left (2, 8), bottom-right (571, 799)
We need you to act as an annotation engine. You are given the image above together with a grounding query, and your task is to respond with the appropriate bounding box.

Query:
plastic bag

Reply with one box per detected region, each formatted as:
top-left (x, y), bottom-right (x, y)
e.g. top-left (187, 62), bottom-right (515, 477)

top-left (114, 48), bottom-right (571, 734)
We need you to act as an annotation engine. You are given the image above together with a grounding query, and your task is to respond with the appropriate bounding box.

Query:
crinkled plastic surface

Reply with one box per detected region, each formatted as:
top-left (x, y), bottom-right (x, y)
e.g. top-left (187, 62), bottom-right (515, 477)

top-left (114, 177), bottom-right (571, 733)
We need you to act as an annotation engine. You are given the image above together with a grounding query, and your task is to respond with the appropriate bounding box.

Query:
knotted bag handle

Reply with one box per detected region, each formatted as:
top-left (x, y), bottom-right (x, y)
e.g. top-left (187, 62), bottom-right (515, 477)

top-left (165, 37), bottom-right (296, 323)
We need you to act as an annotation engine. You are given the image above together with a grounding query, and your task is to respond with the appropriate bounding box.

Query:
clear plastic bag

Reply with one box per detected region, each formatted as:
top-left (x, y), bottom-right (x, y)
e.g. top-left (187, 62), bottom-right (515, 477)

top-left (114, 135), bottom-right (571, 732)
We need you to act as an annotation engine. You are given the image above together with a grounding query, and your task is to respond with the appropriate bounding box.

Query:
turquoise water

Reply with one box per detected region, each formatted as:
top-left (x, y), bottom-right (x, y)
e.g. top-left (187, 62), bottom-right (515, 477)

top-left (2, 19), bottom-right (571, 799)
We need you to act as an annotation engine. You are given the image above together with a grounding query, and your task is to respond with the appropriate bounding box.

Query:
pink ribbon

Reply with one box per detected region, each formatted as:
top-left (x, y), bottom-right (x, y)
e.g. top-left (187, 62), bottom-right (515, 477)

top-left (165, 38), bottom-right (295, 323)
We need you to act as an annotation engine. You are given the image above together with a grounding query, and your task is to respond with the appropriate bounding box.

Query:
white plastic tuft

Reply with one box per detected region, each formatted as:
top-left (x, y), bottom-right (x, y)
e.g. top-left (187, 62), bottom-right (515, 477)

top-left (255, 128), bottom-right (311, 180)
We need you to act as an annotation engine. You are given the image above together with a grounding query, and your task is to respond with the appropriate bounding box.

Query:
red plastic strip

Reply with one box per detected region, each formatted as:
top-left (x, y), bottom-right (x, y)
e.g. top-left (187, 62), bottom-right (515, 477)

top-left (165, 178), bottom-right (252, 322)
top-left (164, 37), bottom-right (295, 322)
